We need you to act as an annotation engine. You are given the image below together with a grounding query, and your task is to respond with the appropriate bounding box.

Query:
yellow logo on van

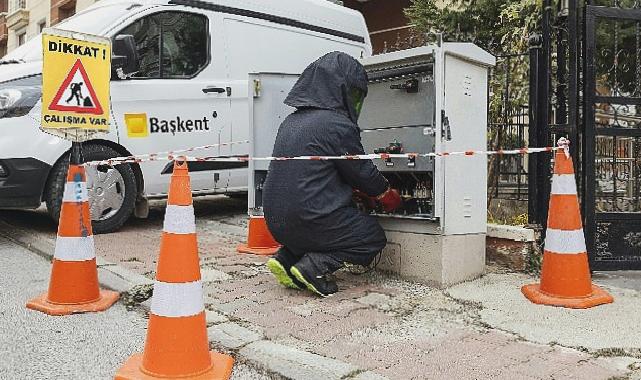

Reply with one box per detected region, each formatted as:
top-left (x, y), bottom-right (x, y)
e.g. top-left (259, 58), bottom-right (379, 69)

top-left (125, 113), bottom-right (149, 138)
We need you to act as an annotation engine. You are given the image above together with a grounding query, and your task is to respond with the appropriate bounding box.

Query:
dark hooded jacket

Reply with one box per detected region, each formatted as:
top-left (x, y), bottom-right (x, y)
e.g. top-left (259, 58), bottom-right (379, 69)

top-left (263, 52), bottom-right (388, 253)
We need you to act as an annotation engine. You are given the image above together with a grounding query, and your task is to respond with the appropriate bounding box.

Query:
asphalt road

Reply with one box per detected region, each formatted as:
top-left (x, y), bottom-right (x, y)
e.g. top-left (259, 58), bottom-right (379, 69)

top-left (0, 236), bottom-right (148, 379)
top-left (0, 236), bottom-right (271, 380)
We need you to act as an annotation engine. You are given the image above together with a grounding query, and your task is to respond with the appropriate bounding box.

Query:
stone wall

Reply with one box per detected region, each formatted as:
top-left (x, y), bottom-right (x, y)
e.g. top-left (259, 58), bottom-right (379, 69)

top-left (486, 224), bottom-right (542, 272)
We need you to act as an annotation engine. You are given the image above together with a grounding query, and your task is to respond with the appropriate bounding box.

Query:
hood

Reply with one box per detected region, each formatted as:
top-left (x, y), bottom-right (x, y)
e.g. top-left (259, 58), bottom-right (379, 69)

top-left (0, 61), bottom-right (42, 84)
top-left (285, 51), bottom-right (368, 124)
top-left (3, 36), bottom-right (42, 63)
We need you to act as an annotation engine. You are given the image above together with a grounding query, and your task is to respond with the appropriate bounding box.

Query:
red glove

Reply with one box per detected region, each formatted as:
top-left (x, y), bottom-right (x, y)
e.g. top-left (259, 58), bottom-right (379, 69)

top-left (353, 189), bottom-right (377, 210)
top-left (377, 187), bottom-right (402, 212)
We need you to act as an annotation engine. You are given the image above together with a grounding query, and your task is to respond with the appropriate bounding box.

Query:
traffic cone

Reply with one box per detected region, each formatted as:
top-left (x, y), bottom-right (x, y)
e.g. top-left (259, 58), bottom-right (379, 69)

top-left (522, 139), bottom-right (614, 309)
top-left (237, 215), bottom-right (281, 256)
top-left (27, 163), bottom-right (119, 316)
top-left (115, 160), bottom-right (234, 380)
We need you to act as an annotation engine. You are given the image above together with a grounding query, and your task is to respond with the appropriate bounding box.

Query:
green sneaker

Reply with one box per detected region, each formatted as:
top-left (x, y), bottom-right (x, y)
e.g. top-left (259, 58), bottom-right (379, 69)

top-left (290, 265), bottom-right (338, 298)
top-left (266, 258), bottom-right (303, 290)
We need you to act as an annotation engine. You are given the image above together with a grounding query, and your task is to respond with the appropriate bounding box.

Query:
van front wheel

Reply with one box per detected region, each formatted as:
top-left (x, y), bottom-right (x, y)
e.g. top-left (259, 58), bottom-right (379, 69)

top-left (45, 144), bottom-right (138, 234)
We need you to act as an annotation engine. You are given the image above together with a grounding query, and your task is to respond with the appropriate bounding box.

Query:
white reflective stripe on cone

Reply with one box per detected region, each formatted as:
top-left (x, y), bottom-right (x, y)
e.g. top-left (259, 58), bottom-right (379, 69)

top-left (544, 228), bottom-right (587, 254)
top-left (62, 181), bottom-right (89, 203)
top-left (54, 236), bottom-right (96, 261)
top-left (550, 174), bottom-right (577, 195)
top-left (163, 205), bottom-right (196, 234)
top-left (151, 280), bottom-right (204, 318)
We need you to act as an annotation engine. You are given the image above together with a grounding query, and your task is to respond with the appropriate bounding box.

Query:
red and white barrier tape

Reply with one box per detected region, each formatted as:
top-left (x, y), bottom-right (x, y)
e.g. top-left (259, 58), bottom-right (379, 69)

top-left (83, 140), bottom-right (249, 166)
top-left (84, 146), bottom-right (560, 167)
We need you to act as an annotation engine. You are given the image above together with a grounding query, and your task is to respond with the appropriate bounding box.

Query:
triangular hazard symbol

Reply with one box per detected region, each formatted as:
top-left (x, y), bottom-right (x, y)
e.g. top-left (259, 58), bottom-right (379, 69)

top-left (49, 59), bottom-right (104, 115)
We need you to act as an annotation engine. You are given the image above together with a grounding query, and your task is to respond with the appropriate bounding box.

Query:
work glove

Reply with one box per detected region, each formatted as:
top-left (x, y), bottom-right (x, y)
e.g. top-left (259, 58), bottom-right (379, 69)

top-left (352, 189), bottom-right (377, 211)
top-left (376, 187), bottom-right (402, 213)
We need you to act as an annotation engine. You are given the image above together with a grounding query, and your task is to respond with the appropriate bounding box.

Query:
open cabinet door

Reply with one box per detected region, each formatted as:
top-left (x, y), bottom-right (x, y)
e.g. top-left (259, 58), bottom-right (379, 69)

top-left (441, 52), bottom-right (489, 235)
top-left (246, 73), bottom-right (299, 211)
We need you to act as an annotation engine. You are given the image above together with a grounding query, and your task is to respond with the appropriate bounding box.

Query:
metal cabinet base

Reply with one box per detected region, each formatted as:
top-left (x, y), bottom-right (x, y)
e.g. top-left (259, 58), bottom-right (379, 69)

top-left (377, 219), bottom-right (485, 288)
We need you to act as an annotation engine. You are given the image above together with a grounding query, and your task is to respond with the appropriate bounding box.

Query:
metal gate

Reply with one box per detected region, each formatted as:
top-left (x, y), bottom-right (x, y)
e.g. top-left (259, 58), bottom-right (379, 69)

top-left (584, 4), bottom-right (641, 270)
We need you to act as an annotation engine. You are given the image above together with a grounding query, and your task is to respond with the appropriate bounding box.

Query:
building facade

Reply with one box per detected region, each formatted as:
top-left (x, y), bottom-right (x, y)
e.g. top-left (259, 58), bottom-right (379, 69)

top-left (0, 0), bottom-right (7, 57)
top-left (343, 0), bottom-right (413, 54)
top-left (343, 0), bottom-right (451, 55)
top-left (1, 0), bottom-right (96, 56)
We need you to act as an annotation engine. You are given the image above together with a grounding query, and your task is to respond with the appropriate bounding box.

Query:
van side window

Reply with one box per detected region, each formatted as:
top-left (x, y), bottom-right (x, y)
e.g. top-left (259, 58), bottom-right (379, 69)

top-left (119, 15), bottom-right (161, 78)
top-left (117, 12), bottom-right (209, 79)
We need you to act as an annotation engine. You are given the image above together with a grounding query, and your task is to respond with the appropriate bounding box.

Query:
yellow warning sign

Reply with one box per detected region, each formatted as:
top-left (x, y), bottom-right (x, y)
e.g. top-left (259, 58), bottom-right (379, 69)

top-left (41, 29), bottom-right (111, 141)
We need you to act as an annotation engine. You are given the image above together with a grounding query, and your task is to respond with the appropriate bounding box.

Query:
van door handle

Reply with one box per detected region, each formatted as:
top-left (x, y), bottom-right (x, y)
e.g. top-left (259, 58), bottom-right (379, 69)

top-left (202, 87), bottom-right (225, 94)
top-left (203, 86), bottom-right (232, 96)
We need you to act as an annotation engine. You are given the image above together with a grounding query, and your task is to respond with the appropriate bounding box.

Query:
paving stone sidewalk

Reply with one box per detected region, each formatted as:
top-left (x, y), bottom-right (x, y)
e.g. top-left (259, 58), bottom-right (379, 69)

top-left (2, 197), bottom-right (641, 380)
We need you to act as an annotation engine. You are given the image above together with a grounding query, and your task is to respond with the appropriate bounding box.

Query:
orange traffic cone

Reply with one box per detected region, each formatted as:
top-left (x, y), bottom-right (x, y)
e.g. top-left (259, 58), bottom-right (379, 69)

top-left (115, 160), bottom-right (234, 380)
top-left (27, 163), bottom-right (119, 316)
top-left (237, 215), bottom-right (281, 255)
top-left (522, 139), bottom-right (614, 309)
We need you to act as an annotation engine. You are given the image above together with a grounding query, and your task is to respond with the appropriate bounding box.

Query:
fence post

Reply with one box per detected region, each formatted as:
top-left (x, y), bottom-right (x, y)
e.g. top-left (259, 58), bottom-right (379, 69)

top-left (528, 34), bottom-right (542, 226)
top-left (528, 32), bottom-right (552, 228)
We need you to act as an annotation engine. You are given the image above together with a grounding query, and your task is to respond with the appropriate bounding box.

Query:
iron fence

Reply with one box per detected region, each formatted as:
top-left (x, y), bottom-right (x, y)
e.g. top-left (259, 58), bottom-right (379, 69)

top-left (527, 0), bottom-right (641, 269)
top-left (488, 53), bottom-right (531, 201)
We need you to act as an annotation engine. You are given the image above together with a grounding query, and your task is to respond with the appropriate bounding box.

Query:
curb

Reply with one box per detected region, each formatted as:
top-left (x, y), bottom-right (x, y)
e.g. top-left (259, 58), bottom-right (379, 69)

top-left (0, 219), bottom-right (388, 380)
top-left (0, 220), bottom-right (154, 304)
top-left (204, 319), bottom-right (387, 380)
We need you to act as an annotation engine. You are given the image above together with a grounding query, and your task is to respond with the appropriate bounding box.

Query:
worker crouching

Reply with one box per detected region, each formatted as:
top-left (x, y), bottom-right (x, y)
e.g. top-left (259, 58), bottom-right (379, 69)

top-left (262, 52), bottom-right (401, 297)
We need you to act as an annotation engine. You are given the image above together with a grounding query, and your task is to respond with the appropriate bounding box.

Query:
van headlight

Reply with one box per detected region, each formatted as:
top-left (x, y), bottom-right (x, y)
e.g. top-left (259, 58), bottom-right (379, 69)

top-left (0, 87), bottom-right (41, 119)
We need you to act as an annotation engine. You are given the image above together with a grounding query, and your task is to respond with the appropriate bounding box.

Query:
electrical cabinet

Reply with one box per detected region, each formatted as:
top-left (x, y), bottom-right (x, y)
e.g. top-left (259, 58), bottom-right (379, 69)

top-left (247, 43), bottom-right (495, 287)
top-left (358, 43), bottom-right (495, 286)
top-left (360, 44), bottom-right (494, 230)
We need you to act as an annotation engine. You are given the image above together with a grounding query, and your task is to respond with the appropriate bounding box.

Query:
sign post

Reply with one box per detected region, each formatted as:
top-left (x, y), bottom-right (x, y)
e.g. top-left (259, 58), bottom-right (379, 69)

top-left (26, 30), bottom-right (120, 317)
top-left (41, 29), bottom-right (111, 163)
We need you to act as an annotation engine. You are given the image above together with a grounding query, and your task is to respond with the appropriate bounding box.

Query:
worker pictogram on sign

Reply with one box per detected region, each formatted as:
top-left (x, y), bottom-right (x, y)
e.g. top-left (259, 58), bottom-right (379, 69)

top-left (49, 59), bottom-right (104, 115)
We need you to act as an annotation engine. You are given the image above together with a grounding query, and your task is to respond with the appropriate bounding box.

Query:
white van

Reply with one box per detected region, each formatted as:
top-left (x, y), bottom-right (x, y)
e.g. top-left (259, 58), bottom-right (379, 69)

top-left (0, 0), bottom-right (371, 233)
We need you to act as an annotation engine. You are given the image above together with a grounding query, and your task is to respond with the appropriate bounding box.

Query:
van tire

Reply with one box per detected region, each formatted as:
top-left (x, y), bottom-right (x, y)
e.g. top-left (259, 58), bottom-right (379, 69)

top-left (44, 144), bottom-right (138, 234)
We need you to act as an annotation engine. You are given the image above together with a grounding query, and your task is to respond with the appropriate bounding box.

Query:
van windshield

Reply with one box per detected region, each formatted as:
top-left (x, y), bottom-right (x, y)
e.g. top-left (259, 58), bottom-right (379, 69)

top-left (3, 3), bottom-right (140, 62)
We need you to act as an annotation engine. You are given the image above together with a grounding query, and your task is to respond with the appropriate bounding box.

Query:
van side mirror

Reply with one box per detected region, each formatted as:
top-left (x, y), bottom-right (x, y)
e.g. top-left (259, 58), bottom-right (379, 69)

top-left (111, 35), bottom-right (139, 80)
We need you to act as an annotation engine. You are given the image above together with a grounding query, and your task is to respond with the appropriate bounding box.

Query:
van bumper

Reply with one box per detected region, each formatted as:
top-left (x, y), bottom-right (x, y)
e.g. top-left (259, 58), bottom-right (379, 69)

top-left (0, 158), bottom-right (51, 209)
